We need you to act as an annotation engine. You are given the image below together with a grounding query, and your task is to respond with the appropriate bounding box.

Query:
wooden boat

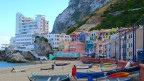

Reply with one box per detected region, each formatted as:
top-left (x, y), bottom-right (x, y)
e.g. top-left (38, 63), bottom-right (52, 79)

top-left (107, 77), bottom-right (131, 81)
top-left (108, 72), bottom-right (129, 78)
top-left (76, 71), bottom-right (104, 78)
top-left (40, 68), bottom-right (52, 70)
top-left (92, 65), bottom-right (99, 69)
top-left (106, 65), bottom-right (140, 75)
top-left (55, 63), bottom-right (70, 66)
top-left (102, 63), bottom-right (112, 66)
top-left (82, 61), bottom-right (90, 64)
top-left (76, 65), bottom-right (90, 69)
top-left (82, 61), bottom-right (99, 64)
top-left (29, 74), bottom-right (70, 81)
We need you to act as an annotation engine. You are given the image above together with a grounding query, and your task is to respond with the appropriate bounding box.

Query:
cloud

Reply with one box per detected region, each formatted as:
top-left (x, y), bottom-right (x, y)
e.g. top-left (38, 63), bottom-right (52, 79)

top-left (0, 33), bottom-right (12, 48)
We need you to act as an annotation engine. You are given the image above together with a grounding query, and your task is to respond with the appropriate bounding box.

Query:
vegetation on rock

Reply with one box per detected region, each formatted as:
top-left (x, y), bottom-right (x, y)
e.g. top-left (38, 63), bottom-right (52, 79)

top-left (90, 0), bottom-right (144, 31)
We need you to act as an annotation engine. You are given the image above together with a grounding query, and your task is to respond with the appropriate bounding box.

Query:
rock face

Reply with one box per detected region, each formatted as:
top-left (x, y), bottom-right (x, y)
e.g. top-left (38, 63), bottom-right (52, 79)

top-left (21, 51), bottom-right (35, 61)
top-left (52, 0), bottom-right (111, 33)
top-left (6, 52), bottom-right (28, 63)
top-left (34, 36), bottom-right (52, 56)
top-left (75, 16), bottom-right (103, 32)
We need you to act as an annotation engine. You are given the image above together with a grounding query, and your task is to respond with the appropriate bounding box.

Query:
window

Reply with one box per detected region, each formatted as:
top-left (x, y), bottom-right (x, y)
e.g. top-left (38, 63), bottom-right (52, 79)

top-left (129, 35), bottom-right (130, 39)
top-left (131, 34), bottom-right (132, 38)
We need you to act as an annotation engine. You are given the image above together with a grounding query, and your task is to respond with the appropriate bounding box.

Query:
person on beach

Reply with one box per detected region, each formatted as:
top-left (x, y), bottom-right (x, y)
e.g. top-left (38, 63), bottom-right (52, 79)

top-left (52, 64), bottom-right (54, 70)
top-left (11, 67), bottom-right (15, 72)
top-left (71, 65), bottom-right (77, 80)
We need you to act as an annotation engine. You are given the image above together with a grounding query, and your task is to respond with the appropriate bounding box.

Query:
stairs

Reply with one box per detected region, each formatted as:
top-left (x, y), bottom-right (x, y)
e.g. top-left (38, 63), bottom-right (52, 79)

top-left (30, 51), bottom-right (48, 60)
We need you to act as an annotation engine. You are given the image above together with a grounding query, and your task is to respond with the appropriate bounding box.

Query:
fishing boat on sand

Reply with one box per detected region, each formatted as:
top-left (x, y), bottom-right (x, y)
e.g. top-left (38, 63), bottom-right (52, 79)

top-left (40, 68), bottom-right (52, 70)
top-left (106, 65), bottom-right (140, 75)
top-left (28, 74), bottom-right (70, 81)
top-left (82, 61), bottom-right (100, 64)
top-left (108, 72), bottom-right (129, 78)
top-left (76, 71), bottom-right (104, 78)
top-left (76, 65), bottom-right (90, 69)
top-left (107, 77), bottom-right (131, 81)
top-left (55, 63), bottom-right (70, 66)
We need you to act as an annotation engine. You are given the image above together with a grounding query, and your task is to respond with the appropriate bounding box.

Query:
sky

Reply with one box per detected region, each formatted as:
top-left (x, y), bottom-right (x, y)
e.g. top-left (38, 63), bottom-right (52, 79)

top-left (0, 0), bottom-right (69, 48)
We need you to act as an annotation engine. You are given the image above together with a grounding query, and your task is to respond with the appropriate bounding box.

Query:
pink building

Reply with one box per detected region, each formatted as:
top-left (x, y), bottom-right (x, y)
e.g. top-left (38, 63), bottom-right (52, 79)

top-left (69, 41), bottom-right (85, 54)
top-left (70, 32), bottom-right (80, 41)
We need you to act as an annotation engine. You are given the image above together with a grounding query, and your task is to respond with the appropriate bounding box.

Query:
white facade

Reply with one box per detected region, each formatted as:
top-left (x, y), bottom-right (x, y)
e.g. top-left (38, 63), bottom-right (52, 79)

top-left (10, 13), bottom-right (49, 51)
top-left (16, 13), bottom-right (49, 35)
top-left (45, 33), bottom-right (71, 48)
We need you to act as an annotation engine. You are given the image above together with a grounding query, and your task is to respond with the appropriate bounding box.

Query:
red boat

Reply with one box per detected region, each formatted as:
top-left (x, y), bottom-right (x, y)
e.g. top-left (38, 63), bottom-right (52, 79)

top-left (108, 72), bottom-right (129, 78)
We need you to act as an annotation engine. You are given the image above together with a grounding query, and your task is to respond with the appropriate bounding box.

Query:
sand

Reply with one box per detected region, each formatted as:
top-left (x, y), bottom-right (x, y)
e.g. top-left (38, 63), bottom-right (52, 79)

top-left (0, 60), bottom-right (116, 81)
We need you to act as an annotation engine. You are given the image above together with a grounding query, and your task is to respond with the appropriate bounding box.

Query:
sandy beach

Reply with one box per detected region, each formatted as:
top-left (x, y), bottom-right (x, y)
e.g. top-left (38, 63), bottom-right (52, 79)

top-left (0, 60), bottom-right (116, 81)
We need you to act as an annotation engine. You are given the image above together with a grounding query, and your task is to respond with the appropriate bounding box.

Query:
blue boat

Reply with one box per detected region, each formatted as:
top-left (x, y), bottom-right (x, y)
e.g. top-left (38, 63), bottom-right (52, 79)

top-left (107, 77), bottom-right (131, 81)
top-left (29, 74), bottom-right (70, 81)
top-left (106, 65), bottom-right (140, 75)
top-left (82, 61), bottom-right (100, 64)
top-left (76, 71), bottom-right (104, 78)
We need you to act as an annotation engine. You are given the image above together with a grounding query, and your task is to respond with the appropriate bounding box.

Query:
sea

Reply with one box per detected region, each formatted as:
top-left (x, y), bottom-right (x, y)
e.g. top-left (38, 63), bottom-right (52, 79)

top-left (0, 61), bottom-right (32, 68)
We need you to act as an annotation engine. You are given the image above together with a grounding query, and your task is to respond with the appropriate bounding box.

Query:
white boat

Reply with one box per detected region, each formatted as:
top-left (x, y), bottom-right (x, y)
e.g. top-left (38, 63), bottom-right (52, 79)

top-left (76, 65), bottom-right (89, 69)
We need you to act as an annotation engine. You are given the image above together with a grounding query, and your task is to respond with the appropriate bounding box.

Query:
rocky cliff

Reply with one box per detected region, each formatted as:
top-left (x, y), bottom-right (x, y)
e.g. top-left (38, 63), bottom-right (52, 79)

top-left (52, 0), bottom-right (111, 33)
top-left (34, 36), bottom-right (52, 56)
top-left (6, 52), bottom-right (29, 63)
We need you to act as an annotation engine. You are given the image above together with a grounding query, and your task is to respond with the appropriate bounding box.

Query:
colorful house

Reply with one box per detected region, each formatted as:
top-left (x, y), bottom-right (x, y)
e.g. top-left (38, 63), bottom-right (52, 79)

top-left (88, 30), bottom-right (98, 41)
top-left (70, 32), bottom-right (80, 42)
top-left (69, 41), bottom-right (85, 54)
top-left (77, 31), bottom-right (88, 42)
top-left (85, 41), bottom-right (94, 54)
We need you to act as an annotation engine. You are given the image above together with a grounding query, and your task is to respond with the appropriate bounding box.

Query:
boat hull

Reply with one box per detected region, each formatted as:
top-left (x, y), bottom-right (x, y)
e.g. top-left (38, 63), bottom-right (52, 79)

top-left (40, 68), bottom-right (52, 70)
top-left (55, 63), bottom-right (69, 66)
top-left (76, 72), bottom-right (104, 78)
top-left (76, 65), bottom-right (89, 69)
top-left (106, 66), bottom-right (140, 75)
top-left (107, 77), bottom-right (131, 81)
top-left (30, 74), bottom-right (70, 81)
top-left (108, 72), bottom-right (129, 78)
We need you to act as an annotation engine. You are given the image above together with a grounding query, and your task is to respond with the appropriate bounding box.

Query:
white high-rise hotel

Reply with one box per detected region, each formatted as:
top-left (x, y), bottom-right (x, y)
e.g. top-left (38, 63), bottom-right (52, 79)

top-left (10, 13), bottom-right (49, 50)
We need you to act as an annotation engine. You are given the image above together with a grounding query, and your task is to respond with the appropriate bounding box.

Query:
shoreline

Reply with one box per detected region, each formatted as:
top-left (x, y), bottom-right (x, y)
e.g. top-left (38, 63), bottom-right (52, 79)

top-left (0, 60), bottom-right (116, 81)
